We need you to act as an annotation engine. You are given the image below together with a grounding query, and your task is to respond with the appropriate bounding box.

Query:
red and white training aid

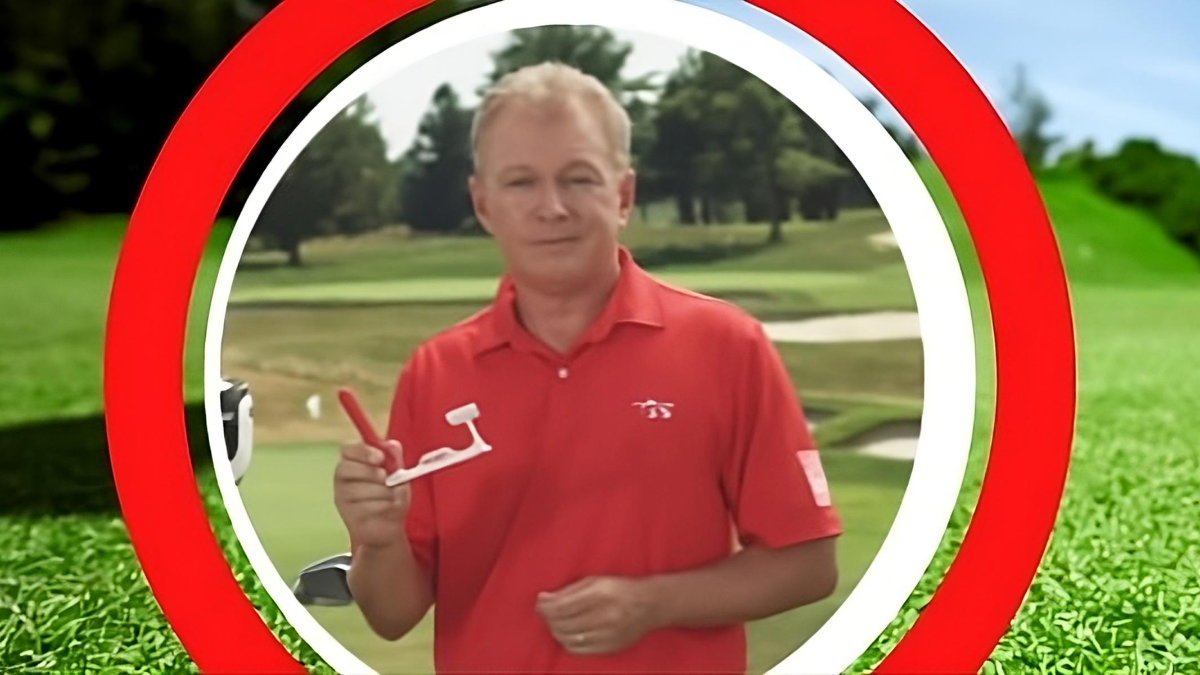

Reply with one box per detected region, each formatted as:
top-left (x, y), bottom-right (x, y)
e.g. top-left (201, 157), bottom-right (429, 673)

top-left (336, 386), bottom-right (492, 486)
top-left (384, 402), bottom-right (492, 486)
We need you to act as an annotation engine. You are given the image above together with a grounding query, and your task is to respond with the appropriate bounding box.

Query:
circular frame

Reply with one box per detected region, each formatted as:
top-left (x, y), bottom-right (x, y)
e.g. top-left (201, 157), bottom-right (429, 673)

top-left (104, 0), bottom-right (1074, 672)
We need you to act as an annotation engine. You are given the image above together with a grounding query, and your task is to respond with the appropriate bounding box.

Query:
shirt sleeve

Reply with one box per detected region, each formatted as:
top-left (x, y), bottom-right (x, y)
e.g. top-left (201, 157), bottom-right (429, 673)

top-left (721, 321), bottom-right (843, 549)
top-left (386, 353), bottom-right (439, 590)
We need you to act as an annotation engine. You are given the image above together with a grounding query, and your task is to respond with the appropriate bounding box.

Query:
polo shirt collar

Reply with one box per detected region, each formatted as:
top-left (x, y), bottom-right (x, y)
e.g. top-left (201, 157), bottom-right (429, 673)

top-left (474, 246), bottom-right (664, 358)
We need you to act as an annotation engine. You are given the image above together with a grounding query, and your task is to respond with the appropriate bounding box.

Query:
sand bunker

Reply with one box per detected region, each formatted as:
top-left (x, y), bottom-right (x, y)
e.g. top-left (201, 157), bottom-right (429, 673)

top-left (762, 312), bottom-right (920, 343)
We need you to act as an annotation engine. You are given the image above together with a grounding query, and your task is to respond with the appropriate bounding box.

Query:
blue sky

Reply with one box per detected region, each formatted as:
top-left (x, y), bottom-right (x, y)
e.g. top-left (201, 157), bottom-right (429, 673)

top-left (902, 0), bottom-right (1200, 157)
top-left (367, 0), bottom-right (1200, 160)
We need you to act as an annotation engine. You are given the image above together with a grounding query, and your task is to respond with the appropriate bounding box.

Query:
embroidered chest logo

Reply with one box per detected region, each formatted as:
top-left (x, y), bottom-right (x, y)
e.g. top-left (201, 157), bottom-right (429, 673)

top-left (632, 400), bottom-right (674, 419)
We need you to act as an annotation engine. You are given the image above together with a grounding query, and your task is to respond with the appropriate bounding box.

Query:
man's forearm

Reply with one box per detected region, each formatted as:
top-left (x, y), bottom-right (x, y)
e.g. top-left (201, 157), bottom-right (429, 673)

top-left (645, 538), bottom-right (838, 629)
top-left (347, 539), bottom-right (434, 640)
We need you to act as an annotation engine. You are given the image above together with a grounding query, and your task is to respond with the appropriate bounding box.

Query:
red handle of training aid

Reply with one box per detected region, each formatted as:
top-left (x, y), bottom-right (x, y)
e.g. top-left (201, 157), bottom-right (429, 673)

top-left (337, 387), bottom-right (398, 474)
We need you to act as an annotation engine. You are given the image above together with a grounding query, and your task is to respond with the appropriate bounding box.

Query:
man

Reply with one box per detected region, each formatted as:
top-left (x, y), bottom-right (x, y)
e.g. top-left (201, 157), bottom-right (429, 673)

top-left (334, 62), bottom-right (842, 674)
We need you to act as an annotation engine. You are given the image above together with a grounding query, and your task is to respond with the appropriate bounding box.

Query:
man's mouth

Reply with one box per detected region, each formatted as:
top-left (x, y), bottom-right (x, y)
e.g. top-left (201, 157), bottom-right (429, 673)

top-left (531, 236), bottom-right (580, 246)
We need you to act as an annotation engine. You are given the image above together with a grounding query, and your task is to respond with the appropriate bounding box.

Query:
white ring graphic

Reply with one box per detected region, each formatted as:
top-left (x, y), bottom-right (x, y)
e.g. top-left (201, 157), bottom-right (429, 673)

top-left (204, 1), bottom-right (976, 673)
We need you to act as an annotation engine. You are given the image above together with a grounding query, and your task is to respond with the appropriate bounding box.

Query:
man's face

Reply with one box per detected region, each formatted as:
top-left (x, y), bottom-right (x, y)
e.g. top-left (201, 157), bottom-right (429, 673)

top-left (469, 97), bottom-right (635, 291)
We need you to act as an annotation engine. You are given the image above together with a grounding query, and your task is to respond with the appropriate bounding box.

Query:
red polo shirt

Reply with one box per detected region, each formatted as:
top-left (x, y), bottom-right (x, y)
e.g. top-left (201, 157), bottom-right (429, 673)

top-left (385, 247), bottom-right (842, 674)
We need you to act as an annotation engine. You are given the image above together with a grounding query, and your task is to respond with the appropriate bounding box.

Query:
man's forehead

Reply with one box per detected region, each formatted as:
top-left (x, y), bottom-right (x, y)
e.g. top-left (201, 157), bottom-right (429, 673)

top-left (480, 105), bottom-right (611, 168)
top-left (488, 96), bottom-right (602, 133)
top-left (492, 156), bottom-right (606, 175)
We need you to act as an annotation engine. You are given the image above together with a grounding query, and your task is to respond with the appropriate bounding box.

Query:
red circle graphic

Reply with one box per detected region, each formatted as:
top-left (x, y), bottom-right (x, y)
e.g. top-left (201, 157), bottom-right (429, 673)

top-left (105, 0), bottom-right (1075, 672)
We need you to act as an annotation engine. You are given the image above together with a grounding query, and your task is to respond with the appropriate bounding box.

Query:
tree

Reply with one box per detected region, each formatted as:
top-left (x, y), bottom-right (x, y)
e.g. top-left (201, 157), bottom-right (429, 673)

top-left (255, 97), bottom-right (395, 265)
top-left (0, 0), bottom-right (275, 230)
top-left (0, 0), bottom-right (479, 230)
top-left (625, 95), bottom-right (662, 220)
top-left (485, 25), bottom-right (652, 95)
top-left (859, 96), bottom-right (922, 161)
top-left (484, 25), bottom-right (657, 167)
top-left (434, 25), bottom-right (660, 228)
top-left (649, 50), bottom-right (849, 240)
top-left (649, 75), bottom-right (707, 225)
top-left (399, 84), bottom-right (475, 233)
top-left (1054, 139), bottom-right (1097, 173)
top-left (1007, 64), bottom-right (1061, 169)
top-left (732, 79), bottom-right (849, 240)
top-left (1160, 175), bottom-right (1200, 250)
top-left (1081, 138), bottom-right (1200, 250)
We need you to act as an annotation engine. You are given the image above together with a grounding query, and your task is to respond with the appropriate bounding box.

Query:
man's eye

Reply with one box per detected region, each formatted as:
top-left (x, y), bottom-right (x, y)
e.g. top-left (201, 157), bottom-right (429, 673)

top-left (506, 178), bottom-right (534, 187)
top-left (567, 176), bottom-right (597, 185)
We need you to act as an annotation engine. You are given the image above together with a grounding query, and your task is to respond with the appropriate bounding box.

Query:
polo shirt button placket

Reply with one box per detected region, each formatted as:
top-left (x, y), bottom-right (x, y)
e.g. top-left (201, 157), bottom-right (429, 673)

top-left (557, 366), bottom-right (569, 380)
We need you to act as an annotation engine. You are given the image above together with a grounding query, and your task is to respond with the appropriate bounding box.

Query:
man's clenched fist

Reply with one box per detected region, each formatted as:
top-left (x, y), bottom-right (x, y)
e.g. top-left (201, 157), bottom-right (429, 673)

top-left (536, 576), bottom-right (663, 655)
top-left (334, 440), bottom-right (410, 550)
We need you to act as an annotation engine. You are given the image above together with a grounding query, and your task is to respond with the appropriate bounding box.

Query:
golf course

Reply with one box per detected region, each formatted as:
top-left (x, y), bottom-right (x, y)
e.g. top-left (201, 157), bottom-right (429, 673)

top-left (222, 187), bottom-right (927, 674)
top-left (2, 163), bottom-right (1198, 673)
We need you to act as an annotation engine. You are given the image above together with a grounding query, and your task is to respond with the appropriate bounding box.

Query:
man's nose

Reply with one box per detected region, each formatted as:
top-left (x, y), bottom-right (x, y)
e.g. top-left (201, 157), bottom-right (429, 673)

top-left (534, 184), bottom-right (569, 221)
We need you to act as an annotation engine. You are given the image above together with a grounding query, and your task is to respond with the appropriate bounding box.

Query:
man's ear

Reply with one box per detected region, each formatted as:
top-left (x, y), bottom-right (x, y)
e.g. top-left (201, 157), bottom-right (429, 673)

top-left (469, 174), bottom-right (494, 235)
top-left (616, 168), bottom-right (637, 230)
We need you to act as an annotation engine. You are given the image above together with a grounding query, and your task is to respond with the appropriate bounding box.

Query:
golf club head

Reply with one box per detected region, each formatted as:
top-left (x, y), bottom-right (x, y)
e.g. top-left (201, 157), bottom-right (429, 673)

top-left (445, 402), bottom-right (480, 425)
top-left (292, 553), bottom-right (354, 606)
top-left (220, 379), bottom-right (253, 484)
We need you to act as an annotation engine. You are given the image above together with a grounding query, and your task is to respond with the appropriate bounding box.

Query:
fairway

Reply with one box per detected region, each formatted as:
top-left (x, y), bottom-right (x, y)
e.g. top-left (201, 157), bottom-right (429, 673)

top-left (228, 208), bottom-right (919, 322)
top-left (218, 303), bottom-right (924, 449)
top-left (228, 267), bottom-right (914, 314)
top-left (232, 208), bottom-right (907, 286)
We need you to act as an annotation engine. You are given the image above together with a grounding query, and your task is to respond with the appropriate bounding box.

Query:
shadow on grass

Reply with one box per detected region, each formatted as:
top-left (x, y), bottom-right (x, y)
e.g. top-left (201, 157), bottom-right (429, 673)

top-left (0, 403), bottom-right (215, 515)
top-left (705, 289), bottom-right (827, 321)
top-left (631, 240), bottom-right (772, 269)
top-left (236, 257), bottom-right (295, 272)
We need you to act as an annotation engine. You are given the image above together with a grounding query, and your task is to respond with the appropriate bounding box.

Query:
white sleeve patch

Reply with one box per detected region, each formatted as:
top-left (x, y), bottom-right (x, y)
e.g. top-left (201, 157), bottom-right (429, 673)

top-left (796, 450), bottom-right (832, 507)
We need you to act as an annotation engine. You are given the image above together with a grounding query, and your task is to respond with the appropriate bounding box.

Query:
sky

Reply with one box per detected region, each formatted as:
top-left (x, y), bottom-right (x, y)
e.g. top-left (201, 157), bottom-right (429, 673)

top-left (365, 27), bottom-right (690, 160)
top-left (901, 0), bottom-right (1200, 157)
top-left (365, 0), bottom-right (1200, 161)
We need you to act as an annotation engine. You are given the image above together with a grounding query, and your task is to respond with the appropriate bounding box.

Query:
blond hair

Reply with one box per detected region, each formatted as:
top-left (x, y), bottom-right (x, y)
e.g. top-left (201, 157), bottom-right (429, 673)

top-left (471, 62), bottom-right (631, 171)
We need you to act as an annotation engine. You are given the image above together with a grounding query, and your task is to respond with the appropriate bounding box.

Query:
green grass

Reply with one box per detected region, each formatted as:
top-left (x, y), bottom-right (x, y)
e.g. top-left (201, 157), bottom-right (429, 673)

top-left (5, 157), bottom-right (1198, 674)
top-left (0, 217), bottom-right (137, 426)
top-left (0, 514), bottom-right (196, 672)
top-left (776, 340), bottom-right (924, 403)
top-left (748, 451), bottom-right (912, 674)
top-left (0, 215), bottom-right (224, 427)
top-left (0, 216), bottom-right (329, 672)
top-left (234, 443), bottom-right (912, 675)
top-left (229, 210), bottom-right (919, 320)
top-left (229, 266), bottom-right (917, 324)
top-left (219, 205), bottom-right (923, 674)
top-left (2, 208), bottom-right (921, 672)
top-left (219, 250), bottom-right (924, 674)
top-left (230, 268), bottom-right (908, 305)
top-left (219, 306), bottom-right (922, 421)
top-left (853, 284), bottom-right (1200, 675)
top-left (847, 166), bottom-right (1200, 674)
top-left (999, 286), bottom-right (1200, 673)
top-left (234, 207), bottom-right (904, 287)
top-left (1035, 170), bottom-right (1200, 286)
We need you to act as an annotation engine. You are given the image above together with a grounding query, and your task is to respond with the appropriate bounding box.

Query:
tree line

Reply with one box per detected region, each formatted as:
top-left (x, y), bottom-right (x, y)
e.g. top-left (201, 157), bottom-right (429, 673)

top-left (0, 0), bottom-right (483, 232)
top-left (1007, 65), bottom-right (1200, 254)
top-left (1061, 139), bottom-right (1200, 253)
top-left (4, 4), bottom-right (1194, 261)
top-left (256, 25), bottom-right (912, 264)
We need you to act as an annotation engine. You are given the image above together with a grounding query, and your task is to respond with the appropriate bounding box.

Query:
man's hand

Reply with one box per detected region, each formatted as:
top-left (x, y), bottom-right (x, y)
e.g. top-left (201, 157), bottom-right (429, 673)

top-left (334, 440), bottom-right (410, 550)
top-left (536, 576), bottom-right (662, 656)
